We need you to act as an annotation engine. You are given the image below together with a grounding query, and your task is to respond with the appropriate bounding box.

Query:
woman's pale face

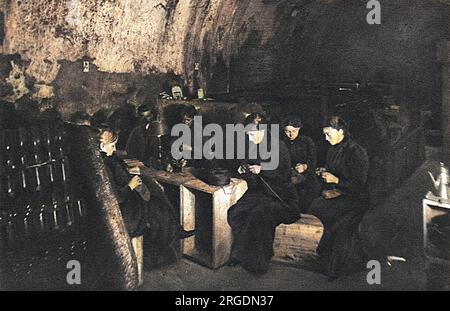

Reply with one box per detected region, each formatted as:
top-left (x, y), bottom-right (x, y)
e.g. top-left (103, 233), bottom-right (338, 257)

top-left (323, 127), bottom-right (344, 146)
top-left (284, 126), bottom-right (300, 141)
top-left (247, 130), bottom-right (265, 145)
top-left (142, 110), bottom-right (153, 122)
top-left (100, 141), bottom-right (117, 157)
top-left (183, 115), bottom-right (194, 127)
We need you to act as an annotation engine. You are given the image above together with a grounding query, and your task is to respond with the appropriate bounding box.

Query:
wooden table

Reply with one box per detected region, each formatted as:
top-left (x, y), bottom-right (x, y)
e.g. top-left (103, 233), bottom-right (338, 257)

top-left (180, 178), bottom-right (247, 269)
top-left (140, 166), bottom-right (197, 186)
top-left (140, 165), bottom-right (248, 269)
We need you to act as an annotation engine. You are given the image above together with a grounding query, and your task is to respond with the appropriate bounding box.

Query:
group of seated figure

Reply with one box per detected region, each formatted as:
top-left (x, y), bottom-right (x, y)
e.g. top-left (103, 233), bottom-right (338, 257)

top-left (1, 99), bottom-right (371, 281)
top-left (93, 102), bottom-right (370, 281)
top-left (227, 113), bottom-right (370, 280)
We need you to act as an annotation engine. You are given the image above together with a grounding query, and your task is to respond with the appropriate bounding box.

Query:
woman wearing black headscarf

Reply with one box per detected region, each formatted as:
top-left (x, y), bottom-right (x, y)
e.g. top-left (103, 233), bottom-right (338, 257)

top-left (227, 114), bottom-right (299, 274)
top-left (310, 116), bottom-right (370, 280)
top-left (282, 117), bottom-right (320, 212)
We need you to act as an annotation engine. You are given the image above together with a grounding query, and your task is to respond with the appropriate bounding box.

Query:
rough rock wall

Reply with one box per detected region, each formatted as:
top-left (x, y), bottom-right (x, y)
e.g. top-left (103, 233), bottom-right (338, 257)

top-left (0, 0), bottom-right (449, 117)
top-left (0, 0), bottom-right (206, 114)
top-left (2, 0), bottom-right (280, 89)
top-left (3, 0), bottom-right (194, 83)
top-left (183, 0), bottom-right (280, 95)
top-left (0, 0), bottom-right (285, 115)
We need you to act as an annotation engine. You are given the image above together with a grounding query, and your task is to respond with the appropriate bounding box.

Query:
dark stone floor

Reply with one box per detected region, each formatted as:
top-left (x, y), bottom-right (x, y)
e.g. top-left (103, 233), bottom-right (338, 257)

top-left (141, 147), bottom-right (445, 291)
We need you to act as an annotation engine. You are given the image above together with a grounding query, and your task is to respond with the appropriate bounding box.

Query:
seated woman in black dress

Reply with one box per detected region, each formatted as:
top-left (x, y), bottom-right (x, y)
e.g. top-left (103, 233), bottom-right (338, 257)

top-left (282, 117), bottom-right (320, 212)
top-left (99, 129), bottom-right (194, 266)
top-left (310, 116), bottom-right (370, 280)
top-left (227, 114), bottom-right (299, 274)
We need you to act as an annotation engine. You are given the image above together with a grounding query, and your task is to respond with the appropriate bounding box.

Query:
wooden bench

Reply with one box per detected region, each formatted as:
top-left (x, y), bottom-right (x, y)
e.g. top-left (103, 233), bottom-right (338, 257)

top-left (273, 214), bottom-right (323, 266)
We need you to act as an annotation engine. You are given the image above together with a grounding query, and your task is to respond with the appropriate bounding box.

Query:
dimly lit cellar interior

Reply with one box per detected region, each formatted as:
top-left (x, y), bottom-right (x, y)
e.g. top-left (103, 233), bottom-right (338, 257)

top-left (0, 0), bottom-right (449, 291)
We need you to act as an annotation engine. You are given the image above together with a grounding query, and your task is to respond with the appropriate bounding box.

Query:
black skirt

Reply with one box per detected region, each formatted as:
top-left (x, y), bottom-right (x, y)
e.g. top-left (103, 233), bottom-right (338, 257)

top-left (227, 188), bottom-right (299, 273)
top-left (310, 196), bottom-right (368, 278)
